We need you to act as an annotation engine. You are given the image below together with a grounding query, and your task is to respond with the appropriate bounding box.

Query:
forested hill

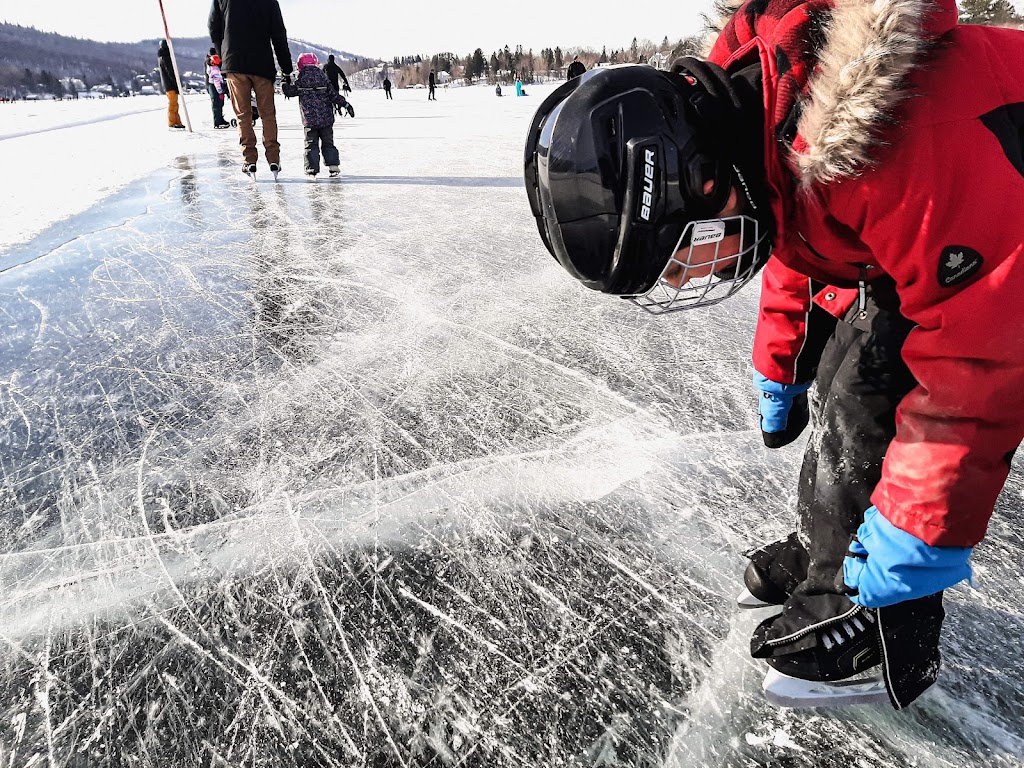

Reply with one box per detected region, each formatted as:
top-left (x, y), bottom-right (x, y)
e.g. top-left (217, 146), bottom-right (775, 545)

top-left (0, 23), bottom-right (367, 86)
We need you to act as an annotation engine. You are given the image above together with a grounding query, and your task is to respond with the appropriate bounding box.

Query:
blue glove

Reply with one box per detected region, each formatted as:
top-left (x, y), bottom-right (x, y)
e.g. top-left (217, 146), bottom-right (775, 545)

top-left (843, 506), bottom-right (973, 608)
top-left (753, 371), bottom-right (811, 448)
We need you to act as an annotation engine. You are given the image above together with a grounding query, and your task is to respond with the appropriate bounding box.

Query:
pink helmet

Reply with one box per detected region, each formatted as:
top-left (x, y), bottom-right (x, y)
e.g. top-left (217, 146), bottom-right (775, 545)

top-left (297, 53), bottom-right (319, 70)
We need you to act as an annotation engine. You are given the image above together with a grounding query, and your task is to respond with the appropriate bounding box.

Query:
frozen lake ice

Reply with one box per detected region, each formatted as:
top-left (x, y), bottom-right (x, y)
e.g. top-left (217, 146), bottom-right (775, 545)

top-left (0, 83), bottom-right (1022, 766)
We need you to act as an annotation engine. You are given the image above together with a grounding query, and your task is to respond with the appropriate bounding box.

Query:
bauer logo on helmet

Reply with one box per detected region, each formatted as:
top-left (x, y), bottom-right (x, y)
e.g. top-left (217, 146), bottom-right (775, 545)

top-left (639, 147), bottom-right (656, 222)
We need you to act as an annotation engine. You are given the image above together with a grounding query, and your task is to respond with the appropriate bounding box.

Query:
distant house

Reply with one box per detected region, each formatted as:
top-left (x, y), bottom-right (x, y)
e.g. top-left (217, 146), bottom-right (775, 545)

top-left (61, 77), bottom-right (87, 93)
top-left (648, 52), bottom-right (672, 70)
top-left (181, 71), bottom-right (205, 92)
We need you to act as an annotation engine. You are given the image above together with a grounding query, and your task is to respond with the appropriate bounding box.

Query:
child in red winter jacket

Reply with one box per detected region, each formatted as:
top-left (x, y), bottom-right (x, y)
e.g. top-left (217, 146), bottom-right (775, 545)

top-left (281, 52), bottom-right (354, 178)
top-left (526, 0), bottom-right (1024, 711)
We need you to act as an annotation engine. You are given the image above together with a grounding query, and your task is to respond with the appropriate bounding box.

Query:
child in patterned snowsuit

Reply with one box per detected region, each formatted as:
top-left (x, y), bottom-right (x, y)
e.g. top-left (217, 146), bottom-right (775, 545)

top-left (281, 52), bottom-right (354, 178)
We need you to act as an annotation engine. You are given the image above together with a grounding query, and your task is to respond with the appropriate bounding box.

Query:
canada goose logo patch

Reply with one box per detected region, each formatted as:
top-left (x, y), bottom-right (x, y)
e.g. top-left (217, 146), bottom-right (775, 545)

top-left (937, 246), bottom-right (983, 287)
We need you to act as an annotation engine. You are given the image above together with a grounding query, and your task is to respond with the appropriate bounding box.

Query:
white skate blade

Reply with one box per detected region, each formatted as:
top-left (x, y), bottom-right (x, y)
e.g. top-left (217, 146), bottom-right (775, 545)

top-left (736, 588), bottom-right (775, 609)
top-left (762, 667), bottom-right (890, 709)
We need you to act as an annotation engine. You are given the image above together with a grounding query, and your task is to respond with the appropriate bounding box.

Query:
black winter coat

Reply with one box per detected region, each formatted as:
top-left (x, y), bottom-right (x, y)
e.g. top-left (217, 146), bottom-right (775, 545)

top-left (208, 0), bottom-right (293, 80)
top-left (323, 61), bottom-right (350, 91)
top-left (567, 60), bottom-right (586, 79)
top-left (158, 43), bottom-right (177, 92)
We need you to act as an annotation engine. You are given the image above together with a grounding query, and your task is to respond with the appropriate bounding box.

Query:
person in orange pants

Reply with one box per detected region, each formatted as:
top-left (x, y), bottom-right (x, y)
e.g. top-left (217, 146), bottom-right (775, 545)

top-left (158, 40), bottom-right (184, 130)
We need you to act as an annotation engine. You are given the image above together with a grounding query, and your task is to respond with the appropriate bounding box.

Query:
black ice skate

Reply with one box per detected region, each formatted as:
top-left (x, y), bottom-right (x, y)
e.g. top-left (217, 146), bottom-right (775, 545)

top-left (751, 590), bottom-right (943, 709)
top-left (243, 163), bottom-right (257, 180)
top-left (329, 166), bottom-right (340, 178)
top-left (754, 597), bottom-right (888, 708)
top-left (305, 169), bottom-right (318, 180)
top-left (269, 163), bottom-right (281, 181)
top-left (737, 533), bottom-right (809, 609)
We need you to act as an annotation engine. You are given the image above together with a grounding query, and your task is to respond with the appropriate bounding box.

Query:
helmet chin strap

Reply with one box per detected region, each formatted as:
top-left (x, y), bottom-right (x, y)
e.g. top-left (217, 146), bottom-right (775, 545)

top-left (671, 56), bottom-right (771, 239)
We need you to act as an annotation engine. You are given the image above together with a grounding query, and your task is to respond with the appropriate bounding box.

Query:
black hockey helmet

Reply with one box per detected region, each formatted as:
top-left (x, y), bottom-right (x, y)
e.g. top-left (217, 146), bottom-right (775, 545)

top-left (524, 64), bottom-right (770, 309)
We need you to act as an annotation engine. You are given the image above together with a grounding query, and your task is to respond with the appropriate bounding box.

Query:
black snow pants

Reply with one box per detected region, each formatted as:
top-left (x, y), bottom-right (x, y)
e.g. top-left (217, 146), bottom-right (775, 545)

top-left (749, 277), bottom-right (946, 709)
top-left (304, 126), bottom-right (339, 174)
top-left (208, 84), bottom-right (225, 126)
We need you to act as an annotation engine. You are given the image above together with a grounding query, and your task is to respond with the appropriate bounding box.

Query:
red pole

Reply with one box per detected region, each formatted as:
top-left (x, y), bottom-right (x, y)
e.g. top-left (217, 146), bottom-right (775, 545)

top-left (157, 0), bottom-right (193, 132)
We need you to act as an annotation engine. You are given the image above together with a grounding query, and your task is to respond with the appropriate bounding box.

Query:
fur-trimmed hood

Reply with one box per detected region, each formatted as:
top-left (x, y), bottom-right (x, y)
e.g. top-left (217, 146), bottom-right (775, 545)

top-left (704, 0), bottom-right (959, 186)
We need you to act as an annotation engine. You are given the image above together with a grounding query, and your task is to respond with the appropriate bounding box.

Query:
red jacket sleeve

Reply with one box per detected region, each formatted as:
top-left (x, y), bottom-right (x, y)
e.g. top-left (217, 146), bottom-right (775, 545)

top-left (753, 256), bottom-right (838, 385)
top-left (830, 129), bottom-right (1024, 546)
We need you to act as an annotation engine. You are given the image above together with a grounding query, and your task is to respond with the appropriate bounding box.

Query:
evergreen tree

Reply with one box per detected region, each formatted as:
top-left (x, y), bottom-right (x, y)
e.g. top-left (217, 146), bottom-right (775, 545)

top-left (958, 0), bottom-right (1020, 24)
top-left (600, 46), bottom-right (607, 63)
top-left (671, 36), bottom-right (702, 59)
top-left (472, 48), bottom-right (485, 79)
top-left (554, 46), bottom-right (563, 70)
top-left (630, 37), bottom-right (639, 62)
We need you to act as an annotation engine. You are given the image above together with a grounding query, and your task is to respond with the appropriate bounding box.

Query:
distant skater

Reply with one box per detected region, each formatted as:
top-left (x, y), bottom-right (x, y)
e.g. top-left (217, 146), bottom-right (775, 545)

top-left (383, 76), bottom-right (392, 99)
top-left (323, 54), bottom-right (351, 94)
top-left (158, 40), bottom-right (185, 130)
top-left (428, 70), bottom-right (436, 100)
top-left (206, 54), bottom-right (231, 128)
top-left (567, 55), bottom-right (586, 79)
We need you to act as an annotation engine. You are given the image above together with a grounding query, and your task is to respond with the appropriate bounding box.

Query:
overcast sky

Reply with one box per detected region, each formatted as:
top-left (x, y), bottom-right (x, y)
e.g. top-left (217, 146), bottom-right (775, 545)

top-left (2, 0), bottom-right (717, 60)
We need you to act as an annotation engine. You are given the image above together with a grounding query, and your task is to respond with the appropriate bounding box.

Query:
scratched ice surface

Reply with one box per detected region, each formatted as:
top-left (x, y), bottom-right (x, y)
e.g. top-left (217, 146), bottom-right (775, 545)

top-left (1, 84), bottom-right (1022, 767)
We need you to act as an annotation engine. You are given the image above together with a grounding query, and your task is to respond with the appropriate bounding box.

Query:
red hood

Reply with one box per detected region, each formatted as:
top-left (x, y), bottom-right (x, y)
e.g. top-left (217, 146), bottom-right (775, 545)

top-left (706, 0), bottom-right (959, 186)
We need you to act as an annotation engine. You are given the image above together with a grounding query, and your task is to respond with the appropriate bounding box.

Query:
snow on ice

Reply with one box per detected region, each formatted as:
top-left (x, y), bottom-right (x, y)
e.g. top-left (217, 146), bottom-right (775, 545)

top-left (0, 84), bottom-right (1022, 767)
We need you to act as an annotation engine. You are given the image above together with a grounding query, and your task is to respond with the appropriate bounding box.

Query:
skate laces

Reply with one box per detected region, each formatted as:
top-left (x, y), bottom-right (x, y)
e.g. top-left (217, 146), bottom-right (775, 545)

top-left (820, 610), bottom-right (875, 650)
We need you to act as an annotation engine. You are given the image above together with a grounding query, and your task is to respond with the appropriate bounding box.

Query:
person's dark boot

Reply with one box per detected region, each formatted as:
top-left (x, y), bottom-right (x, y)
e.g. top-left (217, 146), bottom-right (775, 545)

top-left (739, 532), bottom-right (809, 607)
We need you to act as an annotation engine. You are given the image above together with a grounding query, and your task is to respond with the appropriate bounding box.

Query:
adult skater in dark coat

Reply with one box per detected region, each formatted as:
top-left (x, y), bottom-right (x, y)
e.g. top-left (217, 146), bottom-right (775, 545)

top-left (566, 55), bottom-right (586, 79)
top-left (382, 76), bottom-right (393, 99)
top-left (428, 71), bottom-right (436, 100)
top-left (323, 54), bottom-right (351, 93)
top-left (209, 0), bottom-right (293, 177)
top-left (158, 40), bottom-right (184, 129)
